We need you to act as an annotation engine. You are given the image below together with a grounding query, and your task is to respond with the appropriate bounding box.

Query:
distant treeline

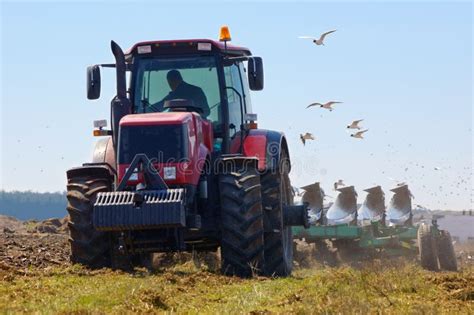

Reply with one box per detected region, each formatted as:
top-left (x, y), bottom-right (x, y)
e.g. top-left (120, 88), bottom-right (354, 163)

top-left (0, 190), bottom-right (67, 220)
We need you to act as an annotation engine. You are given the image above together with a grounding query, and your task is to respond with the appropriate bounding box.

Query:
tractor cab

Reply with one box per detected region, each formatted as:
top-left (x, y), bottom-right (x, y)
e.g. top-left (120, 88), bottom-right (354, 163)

top-left (87, 27), bottom-right (263, 156)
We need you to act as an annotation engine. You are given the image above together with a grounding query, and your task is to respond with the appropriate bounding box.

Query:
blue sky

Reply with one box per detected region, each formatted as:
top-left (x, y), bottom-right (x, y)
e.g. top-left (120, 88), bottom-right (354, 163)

top-left (1, 1), bottom-right (472, 210)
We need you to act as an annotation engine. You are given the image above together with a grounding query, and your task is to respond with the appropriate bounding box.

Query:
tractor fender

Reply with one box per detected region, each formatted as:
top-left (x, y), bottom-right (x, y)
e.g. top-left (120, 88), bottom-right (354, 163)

top-left (231, 130), bottom-right (290, 173)
top-left (216, 154), bottom-right (259, 173)
top-left (264, 129), bottom-right (290, 173)
top-left (91, 136), bottom-right (117, 172)
top-left (66, 165), bottom-right (114, 182)
top-left (66, 137), bottom-right (116, 182)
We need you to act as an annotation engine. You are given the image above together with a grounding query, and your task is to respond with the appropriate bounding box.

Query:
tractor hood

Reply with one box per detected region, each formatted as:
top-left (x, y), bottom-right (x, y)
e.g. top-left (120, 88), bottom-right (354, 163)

top-left (118, 112), bottom-right (193, 166)
top-left (116, 111), bottom-right (212, 188)
top-left (117, 113), bottom-right (192, 182)
top-left (119, 112), bottom-right (193, 127)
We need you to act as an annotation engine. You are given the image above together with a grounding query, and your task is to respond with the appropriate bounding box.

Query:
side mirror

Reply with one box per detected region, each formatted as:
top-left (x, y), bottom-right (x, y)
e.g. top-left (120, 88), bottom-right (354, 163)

top-left (87, 65), bottom-right (101, 100)
top-left (248, 57), bottom-right (264, 91)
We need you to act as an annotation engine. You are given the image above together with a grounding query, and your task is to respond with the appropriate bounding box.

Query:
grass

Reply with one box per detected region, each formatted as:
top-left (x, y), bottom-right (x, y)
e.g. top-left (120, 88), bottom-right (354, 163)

top-left (1, 261), bottom-right (473, 314)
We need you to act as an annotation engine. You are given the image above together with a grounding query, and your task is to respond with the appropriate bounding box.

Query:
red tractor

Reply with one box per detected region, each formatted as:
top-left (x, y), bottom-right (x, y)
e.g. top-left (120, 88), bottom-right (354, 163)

top-left (66, 27), bottom-right (308, 277)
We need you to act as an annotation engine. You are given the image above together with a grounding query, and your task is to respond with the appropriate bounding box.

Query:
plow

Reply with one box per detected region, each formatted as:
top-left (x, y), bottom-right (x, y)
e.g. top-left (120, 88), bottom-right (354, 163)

top-left (293, 183), bottom-right (458, 271)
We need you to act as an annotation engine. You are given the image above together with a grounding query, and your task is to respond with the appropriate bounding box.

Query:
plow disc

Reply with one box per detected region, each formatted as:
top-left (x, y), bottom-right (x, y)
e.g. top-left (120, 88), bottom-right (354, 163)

top-left (326, 186), bottom-right (358, 225)
top-left (386, 184), bottom-right (413, 226)
top-left (301, 182), bottom-right (325, 224)
top-left (357, 185), bottom-right (385, 225)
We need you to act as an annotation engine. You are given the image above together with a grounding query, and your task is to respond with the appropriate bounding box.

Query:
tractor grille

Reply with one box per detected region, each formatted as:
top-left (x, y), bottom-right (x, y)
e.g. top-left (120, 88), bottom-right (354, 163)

top-left (118, 124), bottom-right (188, 164)
top-left (93, 189), bottom-right (186, 231)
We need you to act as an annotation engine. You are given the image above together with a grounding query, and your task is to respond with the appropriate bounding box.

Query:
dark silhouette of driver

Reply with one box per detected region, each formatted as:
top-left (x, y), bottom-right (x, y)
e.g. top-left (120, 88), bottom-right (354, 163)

top-left (151, 70), bottom-right (210, 117)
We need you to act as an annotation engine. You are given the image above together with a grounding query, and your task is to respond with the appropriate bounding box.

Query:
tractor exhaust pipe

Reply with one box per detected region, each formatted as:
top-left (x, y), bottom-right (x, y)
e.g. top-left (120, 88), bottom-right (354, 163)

top-left (386, 184), bottom-right (413, 226)
top-left (110, 41), bottom-right (131, 149)
top-left (326, 186), bottom-right (358, 225)
top-left (357, 185), bottom-right (386, 225)
top-left (111, 40), bottom-right (127, 98)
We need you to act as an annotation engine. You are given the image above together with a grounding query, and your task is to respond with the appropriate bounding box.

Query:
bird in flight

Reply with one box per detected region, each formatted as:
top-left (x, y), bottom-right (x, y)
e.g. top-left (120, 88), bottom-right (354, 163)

top-left (347, 119), bottom-right (364, 130)
top-left (298, 30), bottom-right (337, 46)
top-left (307, 101), bottom-right (342, 111)
top-left (350, 129), bottom-right (369, 139)
top-left (300, 133), bottom-right (315, 145)
top-left (334, 179), bottom-right (345, 190)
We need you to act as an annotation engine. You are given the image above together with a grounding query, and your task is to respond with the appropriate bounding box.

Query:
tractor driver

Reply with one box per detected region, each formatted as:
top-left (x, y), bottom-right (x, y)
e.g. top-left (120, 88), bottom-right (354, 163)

top-left (151, 70), bottom-right (210, 117)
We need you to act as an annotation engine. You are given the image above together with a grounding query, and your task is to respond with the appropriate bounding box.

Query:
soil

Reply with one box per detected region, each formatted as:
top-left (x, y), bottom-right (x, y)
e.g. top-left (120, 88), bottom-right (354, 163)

top-left (0, 215), bottom-right (70, 270)
top-left (1, 214), bottom-right (472, 272)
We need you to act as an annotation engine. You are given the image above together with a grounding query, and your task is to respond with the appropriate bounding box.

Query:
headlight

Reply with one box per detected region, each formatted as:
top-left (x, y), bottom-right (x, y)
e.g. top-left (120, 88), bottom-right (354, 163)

top-left (163, 166), bottom-right (176, 180)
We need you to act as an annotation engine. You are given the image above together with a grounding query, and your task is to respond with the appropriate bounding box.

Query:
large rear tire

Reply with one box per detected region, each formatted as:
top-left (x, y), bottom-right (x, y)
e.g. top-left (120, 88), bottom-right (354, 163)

top-left (261, 150), bottom-right (294, 277)
top-left (437, 230), bottom-right (457, 271)
top-left (66, 173), bottom-right (112, 268)
top-left (417, 223), bottom-right (439, 271)
top-left (219, 164), bottom-right (264, 277)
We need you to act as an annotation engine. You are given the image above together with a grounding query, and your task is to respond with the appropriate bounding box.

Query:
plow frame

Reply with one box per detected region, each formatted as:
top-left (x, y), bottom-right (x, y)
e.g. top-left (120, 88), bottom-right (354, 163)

top-left (292, 220), bottom-right (439, 253)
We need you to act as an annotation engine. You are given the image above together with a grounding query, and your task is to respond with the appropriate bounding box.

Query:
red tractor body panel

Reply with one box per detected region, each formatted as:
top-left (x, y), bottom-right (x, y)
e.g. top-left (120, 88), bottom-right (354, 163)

top-left (119, 112), bottom-right (192, 126)
top-left (230, 130), bottom-right (268, 171)
top-left (230, 129), bottom-right (290, 173)
top-left (117, 112), bottom-right (212, 187)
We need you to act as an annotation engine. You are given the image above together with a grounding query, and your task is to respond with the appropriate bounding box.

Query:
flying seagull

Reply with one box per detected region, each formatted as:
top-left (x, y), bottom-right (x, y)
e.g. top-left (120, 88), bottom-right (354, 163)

top-left (298, 30), bottom-right (337, 46)
top-left (334, 179), bottom-right (345, 190)
top-left (347, 119), bottom-right (364, 130)
top-left (307, 101), bottom-right (342, 111)
top-left (350, 129), bottom-right (369, 139)
top-left (300, 133), bottom-right (315, 145)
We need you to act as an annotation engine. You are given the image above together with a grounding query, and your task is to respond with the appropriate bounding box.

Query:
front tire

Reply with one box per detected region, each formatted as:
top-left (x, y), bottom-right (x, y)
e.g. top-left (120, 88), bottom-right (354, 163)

top-left (66, 172), bottom-right (112, 268)
top-left (261, 150), bottom-right (294, 277)
top-left (219, 163), bottom-right (265, 277)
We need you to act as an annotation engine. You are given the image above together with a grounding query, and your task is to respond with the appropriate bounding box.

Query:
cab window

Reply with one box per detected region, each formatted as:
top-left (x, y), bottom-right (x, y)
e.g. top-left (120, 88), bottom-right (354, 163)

top-left (134, 56), bottom-right (222, 126)
top-left (240, 62), bottom-right (252, 114)
top-left (224, 63), bottom-right (245, 138)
